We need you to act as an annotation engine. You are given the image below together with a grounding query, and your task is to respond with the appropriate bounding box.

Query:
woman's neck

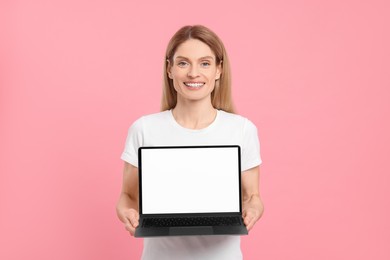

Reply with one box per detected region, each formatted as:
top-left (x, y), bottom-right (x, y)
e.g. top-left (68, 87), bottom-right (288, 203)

top-left (172, 99), bottom-right (217, 130)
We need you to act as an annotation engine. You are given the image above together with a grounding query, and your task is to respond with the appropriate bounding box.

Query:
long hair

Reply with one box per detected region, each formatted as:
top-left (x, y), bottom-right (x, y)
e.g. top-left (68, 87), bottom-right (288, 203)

top-left (161, 25), bottom-right (235, 113)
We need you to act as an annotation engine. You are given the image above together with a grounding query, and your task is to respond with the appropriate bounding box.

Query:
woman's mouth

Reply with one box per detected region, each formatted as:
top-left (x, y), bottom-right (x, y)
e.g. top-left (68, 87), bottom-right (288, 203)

top-left (184, 82), bottom-right (205, 89)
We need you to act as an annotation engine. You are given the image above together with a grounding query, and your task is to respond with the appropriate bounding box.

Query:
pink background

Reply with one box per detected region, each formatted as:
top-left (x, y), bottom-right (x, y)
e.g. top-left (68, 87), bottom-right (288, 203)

top-left (1, 0), bottom-right (389, 259)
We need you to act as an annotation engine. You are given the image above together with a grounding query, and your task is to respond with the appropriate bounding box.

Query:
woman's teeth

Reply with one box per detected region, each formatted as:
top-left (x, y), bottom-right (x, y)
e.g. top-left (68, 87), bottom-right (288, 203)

top-left (184, 82), bottom-right (205, 88)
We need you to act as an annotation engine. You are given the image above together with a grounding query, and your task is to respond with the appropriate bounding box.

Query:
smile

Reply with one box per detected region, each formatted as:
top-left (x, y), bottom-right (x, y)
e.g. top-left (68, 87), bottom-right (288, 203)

top-left (184, 82), bottom-right (205, 88)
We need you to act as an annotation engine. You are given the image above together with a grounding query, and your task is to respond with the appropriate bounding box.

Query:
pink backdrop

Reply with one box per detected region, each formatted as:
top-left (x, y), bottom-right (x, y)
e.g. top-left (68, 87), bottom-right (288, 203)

top-left (1, 0), bottom-right (389, 259)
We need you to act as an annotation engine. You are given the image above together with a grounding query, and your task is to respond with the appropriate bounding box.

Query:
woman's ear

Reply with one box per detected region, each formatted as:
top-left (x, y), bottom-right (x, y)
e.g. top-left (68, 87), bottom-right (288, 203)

top-left (215, 62), bottom-right (222, 80)
top-left (167, 59), bottom-right (173, 79)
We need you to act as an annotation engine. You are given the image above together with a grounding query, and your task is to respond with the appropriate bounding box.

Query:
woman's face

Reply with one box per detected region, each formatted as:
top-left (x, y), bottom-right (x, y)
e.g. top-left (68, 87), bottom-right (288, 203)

top-left (168, 39), bottom-right (221, 104)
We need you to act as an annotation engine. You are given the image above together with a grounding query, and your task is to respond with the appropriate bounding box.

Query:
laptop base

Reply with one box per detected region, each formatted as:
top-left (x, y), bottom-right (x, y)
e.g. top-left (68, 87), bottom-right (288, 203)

top-left (135, 214), bottom-right (248, 237)
top-left (135, 225), bottom-right (248, 237)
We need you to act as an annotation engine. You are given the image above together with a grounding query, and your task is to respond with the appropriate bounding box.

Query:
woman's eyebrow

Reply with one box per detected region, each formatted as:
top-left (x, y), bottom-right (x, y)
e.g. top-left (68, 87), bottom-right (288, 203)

top-left (199, 56), bottom-right (215, 60)
top-left (175, 55), bottom-right (215, 61)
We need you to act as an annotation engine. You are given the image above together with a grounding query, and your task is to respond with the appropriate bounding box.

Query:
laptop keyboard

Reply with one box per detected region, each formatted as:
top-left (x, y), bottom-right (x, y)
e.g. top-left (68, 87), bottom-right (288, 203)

top-left (142, 216), bottom-right (241, 228)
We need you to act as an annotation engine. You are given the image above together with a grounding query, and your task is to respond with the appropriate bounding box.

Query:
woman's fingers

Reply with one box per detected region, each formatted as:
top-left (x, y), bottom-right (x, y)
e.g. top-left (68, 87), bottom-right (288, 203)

top-left (129, 210), bottom-right (139, 227)
top-left (243, 210), bottom-right (258, 232)
top-left (124, 209), bottom-right (139, 236)
top-left (125, 221), bottom-right (135, 235)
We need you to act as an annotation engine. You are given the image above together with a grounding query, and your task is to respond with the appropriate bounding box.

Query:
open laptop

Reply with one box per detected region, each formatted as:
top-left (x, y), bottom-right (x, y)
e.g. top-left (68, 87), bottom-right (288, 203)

top-left (135, 145), bottom-right (248, 237)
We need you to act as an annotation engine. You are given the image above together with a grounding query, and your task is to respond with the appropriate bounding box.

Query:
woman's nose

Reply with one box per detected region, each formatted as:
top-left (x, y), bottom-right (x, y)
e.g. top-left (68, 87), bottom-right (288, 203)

top-left (187, 66), bottom-right (200, 78)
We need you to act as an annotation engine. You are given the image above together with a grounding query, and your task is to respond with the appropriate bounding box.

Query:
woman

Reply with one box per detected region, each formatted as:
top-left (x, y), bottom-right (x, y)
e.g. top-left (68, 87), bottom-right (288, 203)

top-left (116, 25), bottom-right (264, 260)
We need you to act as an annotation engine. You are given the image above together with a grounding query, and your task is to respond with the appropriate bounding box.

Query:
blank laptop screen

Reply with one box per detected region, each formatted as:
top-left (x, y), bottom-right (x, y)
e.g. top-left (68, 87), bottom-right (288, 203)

top-left (140, 146), bottom-right (240, 214)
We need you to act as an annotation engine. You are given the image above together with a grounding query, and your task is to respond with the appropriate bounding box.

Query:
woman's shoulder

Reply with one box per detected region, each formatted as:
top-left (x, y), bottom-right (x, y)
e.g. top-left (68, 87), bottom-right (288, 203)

top-left (218, 110), bottom-right (253, 124)
top-left (140, 110), bottom-right (171, 121)
top-left (218, 110), bottom-right (258, 133)
top-left (130, 110), bottom-right (171, 127)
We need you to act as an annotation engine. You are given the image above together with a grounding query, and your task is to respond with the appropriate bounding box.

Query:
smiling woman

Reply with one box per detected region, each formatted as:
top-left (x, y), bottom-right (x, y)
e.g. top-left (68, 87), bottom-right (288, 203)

top-left (167, 39), bottom-right (221, 105)
top-left (162, 25), bottom-right (234, 113)
top-left (116, 25), bottom-right (263, 260)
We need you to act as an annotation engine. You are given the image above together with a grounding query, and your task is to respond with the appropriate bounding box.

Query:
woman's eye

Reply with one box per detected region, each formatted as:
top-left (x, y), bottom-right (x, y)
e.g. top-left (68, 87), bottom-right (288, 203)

top-left (201, 62), bottom-right (211, 67)
top-left (177, 61), bottom-right (188, 67)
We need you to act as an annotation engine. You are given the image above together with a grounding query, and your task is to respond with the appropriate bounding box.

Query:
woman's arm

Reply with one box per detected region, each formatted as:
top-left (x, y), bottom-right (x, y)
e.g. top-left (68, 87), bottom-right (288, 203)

top-left (116, 162), bottom-right (139, 236)
top-left (241, 166), bottom-right (264, 232)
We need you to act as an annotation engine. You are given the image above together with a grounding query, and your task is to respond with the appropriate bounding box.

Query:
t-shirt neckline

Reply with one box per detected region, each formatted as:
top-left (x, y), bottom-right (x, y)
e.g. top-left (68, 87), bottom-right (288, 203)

top-left (168, 109), bottom-right (220, 133)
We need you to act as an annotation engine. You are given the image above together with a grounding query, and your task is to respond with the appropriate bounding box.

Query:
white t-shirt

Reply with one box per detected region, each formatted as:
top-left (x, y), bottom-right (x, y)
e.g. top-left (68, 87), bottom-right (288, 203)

top-left (121, 109), bottom-right (262, 260)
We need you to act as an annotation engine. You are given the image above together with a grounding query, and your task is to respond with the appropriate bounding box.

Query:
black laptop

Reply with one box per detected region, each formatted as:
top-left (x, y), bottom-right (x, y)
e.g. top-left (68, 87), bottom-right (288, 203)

top-left (134, 145), bottom-right (248, 237)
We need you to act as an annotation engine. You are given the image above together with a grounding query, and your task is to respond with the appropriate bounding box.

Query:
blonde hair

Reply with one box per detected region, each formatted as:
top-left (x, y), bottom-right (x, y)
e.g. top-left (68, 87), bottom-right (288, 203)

top-left (161, 25), bottom-right (235, 113)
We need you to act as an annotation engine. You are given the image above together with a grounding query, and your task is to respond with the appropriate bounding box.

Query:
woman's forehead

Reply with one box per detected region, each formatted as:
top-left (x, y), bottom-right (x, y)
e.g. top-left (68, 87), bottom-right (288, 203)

top-left (173, 39), bottom-right (216, 60)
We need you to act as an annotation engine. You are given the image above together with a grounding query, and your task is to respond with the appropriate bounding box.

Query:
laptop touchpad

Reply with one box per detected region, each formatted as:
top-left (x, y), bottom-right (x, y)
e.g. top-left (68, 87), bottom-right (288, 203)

top-left (169, 226), bottom-right (213, 236)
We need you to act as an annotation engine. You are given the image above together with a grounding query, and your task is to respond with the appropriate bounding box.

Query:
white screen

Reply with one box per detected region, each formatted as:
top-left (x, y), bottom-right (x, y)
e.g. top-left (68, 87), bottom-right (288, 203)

top-left (141, 147), bottom-right (240, 214)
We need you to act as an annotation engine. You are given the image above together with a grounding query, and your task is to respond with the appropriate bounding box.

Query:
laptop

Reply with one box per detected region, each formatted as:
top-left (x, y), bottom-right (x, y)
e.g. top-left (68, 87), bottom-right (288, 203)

top-left (135, 145), bottom-right (248, 237)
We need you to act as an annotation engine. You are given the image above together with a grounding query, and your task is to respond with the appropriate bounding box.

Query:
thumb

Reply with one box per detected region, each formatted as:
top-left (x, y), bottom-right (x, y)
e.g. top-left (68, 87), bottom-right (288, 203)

top-left (242, 210), bottom-right (251, 219)
top-left (128, 210), bottom-right (139, 227)
top-left (243, 211), bottom-right (253, 225)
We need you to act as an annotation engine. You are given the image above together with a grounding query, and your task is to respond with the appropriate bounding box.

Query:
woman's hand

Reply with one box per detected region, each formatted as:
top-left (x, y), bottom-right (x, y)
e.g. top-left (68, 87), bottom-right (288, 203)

top-left (120, 208), bottom-right (139, 236)
top-left (242, 197), bottom-right (264, 232)
top-left (116, 162), bottom-right (140, 236)
top-left (241, 166), bottom-right (264, 232)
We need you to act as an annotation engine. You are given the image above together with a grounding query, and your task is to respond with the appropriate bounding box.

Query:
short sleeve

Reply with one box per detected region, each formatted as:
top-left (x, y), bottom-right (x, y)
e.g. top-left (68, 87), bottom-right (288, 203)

top-left (120, 118), bottom-right (144, 167)
top-left (241, 119), bottom-right (262, 172)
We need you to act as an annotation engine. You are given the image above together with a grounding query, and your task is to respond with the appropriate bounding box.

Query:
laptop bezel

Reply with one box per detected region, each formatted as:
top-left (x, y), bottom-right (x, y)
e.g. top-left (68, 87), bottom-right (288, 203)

top-left (138, 145), bottom-right (243, 216)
